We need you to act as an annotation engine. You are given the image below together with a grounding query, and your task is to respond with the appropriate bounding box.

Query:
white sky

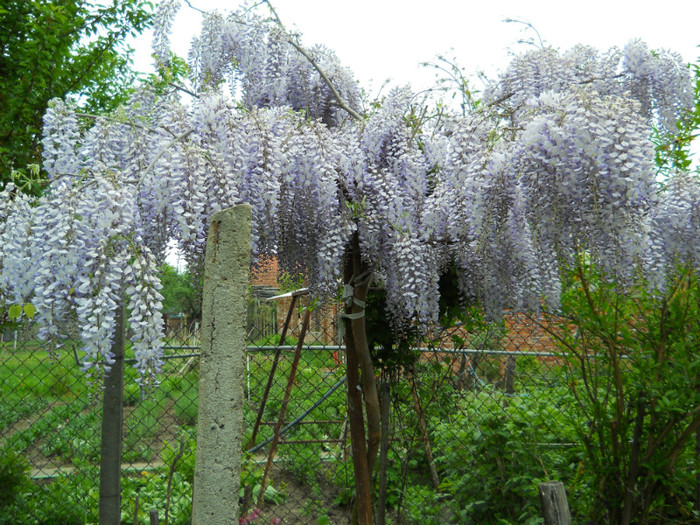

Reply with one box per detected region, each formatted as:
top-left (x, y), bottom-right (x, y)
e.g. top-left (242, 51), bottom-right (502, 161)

top-left (131, 0), bottom-right (700, 97)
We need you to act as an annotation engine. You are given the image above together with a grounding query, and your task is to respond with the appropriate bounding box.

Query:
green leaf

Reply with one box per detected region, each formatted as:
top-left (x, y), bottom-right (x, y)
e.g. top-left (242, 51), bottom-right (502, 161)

top-left (8, 304), bottom-right (22, 320)
top-left (23, 303), bottom-right (36, 319)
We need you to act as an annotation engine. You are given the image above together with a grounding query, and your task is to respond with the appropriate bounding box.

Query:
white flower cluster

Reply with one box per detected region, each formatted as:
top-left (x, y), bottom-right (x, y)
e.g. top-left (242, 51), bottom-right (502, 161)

top-left (486, 42), bottom-right (694, 136)
top-left (646, 173), bottom-right (700, 291)
top-left (183, 5), bottom-right (361, 127)
top-left (1, 101), bottom-right (165, 377)
top-left (151, 0), bottom-right (182, 69)
top-left (1, 3), bottom-right (696, 378)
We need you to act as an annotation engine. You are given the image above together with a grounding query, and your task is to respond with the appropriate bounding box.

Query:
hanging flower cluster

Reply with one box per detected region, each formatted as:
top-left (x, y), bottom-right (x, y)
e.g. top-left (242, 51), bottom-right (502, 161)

top-left (0, 1), bottom-right (696, 377)
top-left (646, 172), bottom-right (700, 291)
top-left (185, 4), bottom-right (361, 127)
top-left (485, 41), bottom-right (693, 136)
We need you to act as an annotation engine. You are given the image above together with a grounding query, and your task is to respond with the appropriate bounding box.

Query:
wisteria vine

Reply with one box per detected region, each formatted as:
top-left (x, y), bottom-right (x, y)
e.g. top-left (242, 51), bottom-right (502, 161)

top-left (0, 1), bottom-right (697, 378)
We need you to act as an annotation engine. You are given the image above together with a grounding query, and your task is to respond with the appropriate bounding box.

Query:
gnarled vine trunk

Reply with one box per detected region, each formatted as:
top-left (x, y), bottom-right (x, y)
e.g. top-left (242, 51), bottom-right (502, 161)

top-left (343, 233), bottom-right (381, 525)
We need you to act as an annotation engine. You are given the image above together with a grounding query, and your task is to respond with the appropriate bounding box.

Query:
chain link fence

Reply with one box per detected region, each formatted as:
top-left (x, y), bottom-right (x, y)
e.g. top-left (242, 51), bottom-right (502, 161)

top-left (2, 292), bottom-right (695, 523)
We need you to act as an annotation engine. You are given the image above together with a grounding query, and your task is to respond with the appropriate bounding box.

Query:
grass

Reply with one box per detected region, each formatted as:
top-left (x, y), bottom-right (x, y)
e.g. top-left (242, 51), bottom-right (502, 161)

top-left (1, 335), bottom-right (583, 524)
top-left (1, 335), bottom-right (351, 523)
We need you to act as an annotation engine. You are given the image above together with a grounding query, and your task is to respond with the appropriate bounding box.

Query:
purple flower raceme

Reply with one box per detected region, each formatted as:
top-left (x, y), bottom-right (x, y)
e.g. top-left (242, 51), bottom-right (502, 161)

top-left (1, 3), bottom-right (695, 379)
top-left (484, 41), bottom-right (693, 136)
top-left (152, 0), bottom-right (182, 69)
top-left (645, 172), bottom-right (700, 291)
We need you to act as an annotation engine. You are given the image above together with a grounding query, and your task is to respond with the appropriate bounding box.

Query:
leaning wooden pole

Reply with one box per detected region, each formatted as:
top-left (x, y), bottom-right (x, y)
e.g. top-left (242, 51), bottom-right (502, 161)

top-left (247, 290), bottom-right (304, 450)
top-left (192, 204), bottom-right (252, 524)
top-left (99, 301), bottom-right (126, 524)
top-left (257, 307), bottom-right (311, 509)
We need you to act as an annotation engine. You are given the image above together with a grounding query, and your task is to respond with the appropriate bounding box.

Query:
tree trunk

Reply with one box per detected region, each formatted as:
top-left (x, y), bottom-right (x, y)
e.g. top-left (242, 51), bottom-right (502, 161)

top-left (344, 233), bottom-right (380, 525)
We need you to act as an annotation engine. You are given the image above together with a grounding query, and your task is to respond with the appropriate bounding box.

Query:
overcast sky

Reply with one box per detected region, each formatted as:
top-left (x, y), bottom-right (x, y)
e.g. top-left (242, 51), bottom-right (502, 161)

top-left (132, 0), bottom-right (700, 96)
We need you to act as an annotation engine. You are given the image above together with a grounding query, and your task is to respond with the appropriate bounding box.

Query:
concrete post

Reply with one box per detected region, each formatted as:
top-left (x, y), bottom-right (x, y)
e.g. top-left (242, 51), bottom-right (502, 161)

top-left (99, 301), bottom-right (125, 525)
top-left (192, 205), bottom-right (252, 525)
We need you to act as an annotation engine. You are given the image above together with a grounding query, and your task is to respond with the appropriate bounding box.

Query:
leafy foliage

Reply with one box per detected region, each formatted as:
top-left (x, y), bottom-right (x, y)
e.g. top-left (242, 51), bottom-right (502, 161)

top-left (544, 263), bottom-right (700, 523)
top-left (0, 448), bottom-right (32, 512)
top-left (431, 388), bottom-right (581, 524)
top-left (159, 263), bottom-right (201, 321)
top-left (0, 0), bottom-right (153, 191)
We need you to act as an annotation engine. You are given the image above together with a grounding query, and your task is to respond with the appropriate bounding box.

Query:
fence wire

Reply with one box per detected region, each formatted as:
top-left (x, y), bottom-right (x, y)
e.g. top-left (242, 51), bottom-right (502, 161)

top-left (1, 294), bottom-right (693, 523)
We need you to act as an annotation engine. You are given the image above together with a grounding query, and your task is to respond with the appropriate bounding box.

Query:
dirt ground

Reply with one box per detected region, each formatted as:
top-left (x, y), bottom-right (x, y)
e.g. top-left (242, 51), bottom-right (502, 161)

top-left (243, 463), bottom-right (352, 525)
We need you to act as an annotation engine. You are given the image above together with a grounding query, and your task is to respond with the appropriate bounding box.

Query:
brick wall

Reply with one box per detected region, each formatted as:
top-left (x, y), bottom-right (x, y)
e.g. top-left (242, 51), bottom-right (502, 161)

top-left (250, 256), bottom-right (279, 287)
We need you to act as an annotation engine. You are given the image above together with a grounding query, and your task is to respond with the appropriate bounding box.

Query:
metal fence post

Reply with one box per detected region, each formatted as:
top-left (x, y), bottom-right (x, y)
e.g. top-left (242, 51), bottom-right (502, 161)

top-left (191, 204), bottom-right (251, 524)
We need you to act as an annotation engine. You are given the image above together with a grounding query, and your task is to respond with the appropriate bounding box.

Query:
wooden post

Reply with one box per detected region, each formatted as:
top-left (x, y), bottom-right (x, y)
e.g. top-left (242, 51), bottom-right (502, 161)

top-left (99, 302), bottom-right (125, 524)
top-left (504, 355), bottom-right (516, 394)
top-left (191, 205), bottom-right (252, 524)
top-left (256, 307), bottom-right (311, 509)
top-left (376, 380), bottom-right (391, 525)
top-left (539, 481), bottom-right (573, 525)
top-left (247, 290), bottom-right (304, 450)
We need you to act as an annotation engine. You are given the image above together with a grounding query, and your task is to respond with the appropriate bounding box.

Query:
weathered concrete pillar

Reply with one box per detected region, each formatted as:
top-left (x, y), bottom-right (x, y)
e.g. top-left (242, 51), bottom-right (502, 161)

top-left (99, 302), bottom-right (125, 525)
top-left (192, 204), bottom-right (252, 525)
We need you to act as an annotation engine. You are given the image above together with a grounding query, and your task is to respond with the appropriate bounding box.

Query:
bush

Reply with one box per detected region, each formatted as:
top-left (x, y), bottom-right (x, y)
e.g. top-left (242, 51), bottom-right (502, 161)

top-left (0, 456), bottom-right (95, 525)
top-left (428, 387), bottom-right (580, 524)
top-left (545, 263), bottom-right (700, 524)
top-left (0, 449), bottom-right (31, 514)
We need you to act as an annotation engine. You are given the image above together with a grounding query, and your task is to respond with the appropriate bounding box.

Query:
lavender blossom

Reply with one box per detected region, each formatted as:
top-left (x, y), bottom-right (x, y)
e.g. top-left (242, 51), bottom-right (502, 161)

top-left (1, 2), bottom-right (695, 381)
top-left (152, 0), bottom-right (182, 69)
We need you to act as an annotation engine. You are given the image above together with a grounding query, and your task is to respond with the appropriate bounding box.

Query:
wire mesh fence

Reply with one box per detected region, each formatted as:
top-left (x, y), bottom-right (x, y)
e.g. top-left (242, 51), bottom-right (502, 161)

top-left (2, 293), bottom-right (695, 523)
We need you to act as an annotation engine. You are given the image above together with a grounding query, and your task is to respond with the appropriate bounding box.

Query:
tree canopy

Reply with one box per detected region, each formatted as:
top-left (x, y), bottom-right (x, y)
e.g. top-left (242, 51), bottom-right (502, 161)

top-left (0, 0), bottom-right (153, 190)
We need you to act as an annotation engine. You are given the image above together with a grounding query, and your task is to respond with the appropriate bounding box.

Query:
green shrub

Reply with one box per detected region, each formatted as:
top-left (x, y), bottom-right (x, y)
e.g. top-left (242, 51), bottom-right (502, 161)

top-left (400, 485), bottom-right (445, 524)
top-left (547, 264), bottom-right (700, 523)
top-left (161, 428), bottom-right (197, 484)
top-left (426, 387), bottom-right (580, 524)
top-left (0, 462), bottom-right (96, 525)
top-left (0, 449), bottom-right (31, 513)
top-left (121, 470), bottom-right (192, 525)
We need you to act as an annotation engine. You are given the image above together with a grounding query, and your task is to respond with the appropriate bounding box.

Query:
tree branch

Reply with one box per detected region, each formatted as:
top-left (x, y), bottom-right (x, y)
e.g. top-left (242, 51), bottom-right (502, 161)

top-left (263, 0), bottom-right (364, 122)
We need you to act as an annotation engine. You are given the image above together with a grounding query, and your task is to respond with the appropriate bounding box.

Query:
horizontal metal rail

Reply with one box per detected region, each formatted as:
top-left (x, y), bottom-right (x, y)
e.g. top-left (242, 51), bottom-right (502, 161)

top-left (276, 438), bottom-right (346, 445)
top-left (74, 343), bottom-right (566, 367)
top-left (246, 345), bottom-right (562, 358)
top-left (259, 420), bottom-right (343, 425)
